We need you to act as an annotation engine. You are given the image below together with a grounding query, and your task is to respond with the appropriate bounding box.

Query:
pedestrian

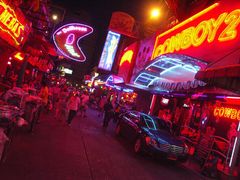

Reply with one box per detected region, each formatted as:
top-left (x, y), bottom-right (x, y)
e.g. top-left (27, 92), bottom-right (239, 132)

top-left (39, 81), bottom-right (49, 110)
top-left (113, 102), bottom-right (121, 123)
top-left (52, 83), bottom-right (61, 110)
top-left (80, 91), bottom-right (89, 118)
top-left (98, 95), bottom-right (107, 117)
top-left (55, 87), bottom-right (69, 121)
top-left (103, 98), bottom-right (113, 128)
top-left (67, 92), bottom-right (81, 126)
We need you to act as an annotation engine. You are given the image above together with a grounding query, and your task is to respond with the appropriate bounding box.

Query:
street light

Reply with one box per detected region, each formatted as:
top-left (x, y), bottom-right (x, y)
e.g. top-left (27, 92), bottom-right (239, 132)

top-left (150, 8), bottom-right (161, 19)
top-left (52, 14), bottom-right (58, 21)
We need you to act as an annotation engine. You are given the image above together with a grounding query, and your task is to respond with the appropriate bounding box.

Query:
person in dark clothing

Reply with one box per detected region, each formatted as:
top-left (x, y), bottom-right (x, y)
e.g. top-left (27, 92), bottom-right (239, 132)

top-left (103, 99), bottom-right (113, 128)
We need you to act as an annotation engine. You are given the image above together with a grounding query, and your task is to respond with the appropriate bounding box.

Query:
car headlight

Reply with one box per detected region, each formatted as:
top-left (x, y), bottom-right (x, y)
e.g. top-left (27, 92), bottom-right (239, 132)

top-left (184, 144), bottom-right (189, 154)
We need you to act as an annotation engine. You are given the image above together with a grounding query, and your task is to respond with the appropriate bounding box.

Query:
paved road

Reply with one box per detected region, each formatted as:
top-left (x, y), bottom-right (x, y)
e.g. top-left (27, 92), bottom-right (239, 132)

top-left (0, 108), bottom-right (205, 180)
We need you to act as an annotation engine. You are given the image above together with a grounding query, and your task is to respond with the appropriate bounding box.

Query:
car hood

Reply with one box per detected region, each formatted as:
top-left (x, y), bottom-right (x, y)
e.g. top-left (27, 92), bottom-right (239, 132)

top-left (146, 129), bottom-right (184, 146)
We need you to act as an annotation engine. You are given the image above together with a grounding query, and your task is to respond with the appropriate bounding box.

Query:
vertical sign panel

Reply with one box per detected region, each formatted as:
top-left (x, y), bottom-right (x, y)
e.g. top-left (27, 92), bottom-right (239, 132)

top-left (98, 31), bottom-right (121, 71)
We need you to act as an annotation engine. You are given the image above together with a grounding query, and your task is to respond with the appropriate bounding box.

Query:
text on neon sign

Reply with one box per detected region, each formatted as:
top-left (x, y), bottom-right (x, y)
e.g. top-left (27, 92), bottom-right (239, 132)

top-left (53, 23), bottom-right (93, 62)
top-left (153, 9), bottom-right (240, 58)
top-left (0, 1), bottom-right (25, 45)
top-left (214, 106), bottom-right (240, 121)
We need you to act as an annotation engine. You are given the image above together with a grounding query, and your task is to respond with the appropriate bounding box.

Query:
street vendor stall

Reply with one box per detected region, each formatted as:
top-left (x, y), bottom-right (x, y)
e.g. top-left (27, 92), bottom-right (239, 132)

top-left (0, 103), bottom-right (24, 163)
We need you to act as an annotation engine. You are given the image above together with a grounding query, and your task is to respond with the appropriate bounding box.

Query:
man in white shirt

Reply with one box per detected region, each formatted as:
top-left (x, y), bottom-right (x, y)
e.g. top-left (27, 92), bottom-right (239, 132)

top-left (67, 93), bottom-right (81, 125)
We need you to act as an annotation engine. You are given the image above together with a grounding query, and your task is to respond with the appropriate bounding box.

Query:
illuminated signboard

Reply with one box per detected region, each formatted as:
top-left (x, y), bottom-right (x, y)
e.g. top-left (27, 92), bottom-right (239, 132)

top-left (214, 106), bottom-right (240, 121)
top-left (119, 50), bottom-right (133, 66)
top-left (118, 41), bottom-right (138, 83)
top-left (53, 23), bottom-right (93, 62)
top-left (98, 31), bottom-right (121, 71)
top-left (152, 1), bottom-right (240, 63)
top-left (0, 0), bottom-right (30, 48)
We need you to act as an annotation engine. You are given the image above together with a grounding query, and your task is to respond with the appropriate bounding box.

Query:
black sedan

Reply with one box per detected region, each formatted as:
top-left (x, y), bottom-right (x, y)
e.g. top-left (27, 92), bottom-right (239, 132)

top-left (115, 111), bottom-right (188, 162)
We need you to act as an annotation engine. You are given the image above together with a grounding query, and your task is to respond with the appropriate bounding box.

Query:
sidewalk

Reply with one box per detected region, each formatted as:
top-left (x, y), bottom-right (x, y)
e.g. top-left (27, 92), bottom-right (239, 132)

top-left (181, 148), bottom-right (240, 180)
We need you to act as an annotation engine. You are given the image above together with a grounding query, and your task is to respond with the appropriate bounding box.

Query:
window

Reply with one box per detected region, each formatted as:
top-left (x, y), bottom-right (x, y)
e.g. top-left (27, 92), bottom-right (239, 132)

top-left (141, 115), bottom-right (157, 130)
top-left (140, 114), bottom-right (172, 133)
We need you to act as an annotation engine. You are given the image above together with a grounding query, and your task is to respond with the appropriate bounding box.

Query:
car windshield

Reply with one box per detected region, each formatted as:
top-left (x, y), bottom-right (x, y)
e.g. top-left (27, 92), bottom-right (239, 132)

top-left (140, 114), bottom-right (172, 133)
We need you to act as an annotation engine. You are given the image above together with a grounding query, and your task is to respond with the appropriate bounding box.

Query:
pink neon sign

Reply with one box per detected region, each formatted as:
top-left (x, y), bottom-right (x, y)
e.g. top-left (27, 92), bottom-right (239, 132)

top-left (53, 23), bottom-right (93, 62)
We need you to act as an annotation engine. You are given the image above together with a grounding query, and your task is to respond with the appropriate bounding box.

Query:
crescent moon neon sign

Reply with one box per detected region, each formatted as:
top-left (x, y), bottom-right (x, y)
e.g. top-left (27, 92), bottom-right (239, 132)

top-left (53, 23), bottom-right (93, 62)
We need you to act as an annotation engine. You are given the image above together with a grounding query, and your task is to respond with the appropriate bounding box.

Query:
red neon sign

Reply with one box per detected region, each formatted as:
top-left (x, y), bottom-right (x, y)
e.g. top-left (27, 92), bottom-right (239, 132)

top-left (214, 106), bottom-right (240, 121)
top-left (13, 52), bottom-right (24, 61)
top-left (119, 50), bottom-right (133, 66)
top-left (118, 42), bottom-right (138, 83)
top-left (53, 23), bottom-right (93, 62)
top-left (0, 0), bottom-right (29, 48)
top-left (152, 1), bottom-right (240, 63)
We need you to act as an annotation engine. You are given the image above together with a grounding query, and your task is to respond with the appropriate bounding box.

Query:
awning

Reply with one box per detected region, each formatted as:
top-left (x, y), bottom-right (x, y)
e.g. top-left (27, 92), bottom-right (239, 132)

top-left (195, 65), bottom-right (240, 93)
top-left (195, 65), bottom-right (240, 79)
top-left (95, 74), bottom-right (124, 85)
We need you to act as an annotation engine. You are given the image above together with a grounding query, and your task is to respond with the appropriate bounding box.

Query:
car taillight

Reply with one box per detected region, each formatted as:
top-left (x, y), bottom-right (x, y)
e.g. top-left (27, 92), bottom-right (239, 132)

top-left (145, 136), bottom-right (157, 146)
top-left (145, 136), bottom-right (151, 145)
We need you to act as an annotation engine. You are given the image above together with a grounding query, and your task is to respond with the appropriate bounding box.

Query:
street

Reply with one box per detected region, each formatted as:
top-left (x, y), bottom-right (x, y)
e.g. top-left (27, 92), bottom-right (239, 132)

top-left (0, 108), bottom-right (205, 180)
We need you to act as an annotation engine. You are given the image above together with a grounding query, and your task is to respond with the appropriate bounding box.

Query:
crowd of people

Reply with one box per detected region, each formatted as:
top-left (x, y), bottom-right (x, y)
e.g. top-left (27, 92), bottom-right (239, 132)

top-left (26, 81), bottom-right (128, 128)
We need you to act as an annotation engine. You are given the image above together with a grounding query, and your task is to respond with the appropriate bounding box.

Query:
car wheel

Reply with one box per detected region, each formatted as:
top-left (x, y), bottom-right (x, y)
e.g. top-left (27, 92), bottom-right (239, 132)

top-left (115, 124), bottom-right (121, 136)
top-left (134, 138), bottom-right (142, 154)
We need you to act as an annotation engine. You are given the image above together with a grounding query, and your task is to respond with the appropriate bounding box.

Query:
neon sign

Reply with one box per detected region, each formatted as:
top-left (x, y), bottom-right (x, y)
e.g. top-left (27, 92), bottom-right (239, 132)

top-left (152, 2), bottom-right (240, 61)
top-left (14, 52), bottom-right (24, 61)
top-left (0, 0), bottom-right (28, 48)
top-left (53, 23), bottom-right (93, 62)
top-left (119, 50), bottom-right (133, 66)
top-left (98, 31), bottom-right (121, 71)
top-left (133, 54), bottom-right (206, 88)
top-left (214, 106), bottom-right (240, 121)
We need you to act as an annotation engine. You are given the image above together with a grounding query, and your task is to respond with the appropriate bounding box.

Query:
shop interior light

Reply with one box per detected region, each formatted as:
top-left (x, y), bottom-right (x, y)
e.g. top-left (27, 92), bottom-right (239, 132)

top-left (161, 97), bottom-right (169, 105)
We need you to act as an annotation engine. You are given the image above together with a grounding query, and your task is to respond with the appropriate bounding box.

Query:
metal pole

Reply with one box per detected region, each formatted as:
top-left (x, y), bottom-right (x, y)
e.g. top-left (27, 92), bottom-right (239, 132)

top-left (228, 121), bottom-right (240, 176)
top-left (16, 58), bottom-right (28, 87)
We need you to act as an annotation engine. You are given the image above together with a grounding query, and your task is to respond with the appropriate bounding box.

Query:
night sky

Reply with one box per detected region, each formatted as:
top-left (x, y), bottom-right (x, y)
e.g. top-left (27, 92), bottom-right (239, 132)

top-left (51, 0), bottom-right (162, 82)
